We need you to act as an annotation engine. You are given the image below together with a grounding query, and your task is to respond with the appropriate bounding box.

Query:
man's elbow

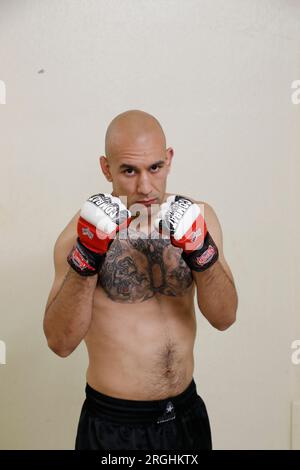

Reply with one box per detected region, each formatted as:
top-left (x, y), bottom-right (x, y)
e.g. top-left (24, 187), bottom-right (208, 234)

top-left (43, 323), bottom-right (74, 358)
top-left (215, 319), bottom-right (235, 331)
top-left (215, 294), bottom-right (238, 331)
top-left (46, 339), bottom-right (73, 358)
top-left (213, 312), bottom-right (237, 331)
top-left (52, 347), bottom-right (73, 358)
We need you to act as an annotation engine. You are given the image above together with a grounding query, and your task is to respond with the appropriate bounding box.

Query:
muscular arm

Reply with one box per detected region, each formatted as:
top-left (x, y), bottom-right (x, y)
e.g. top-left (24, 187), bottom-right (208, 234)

top-left (43, 268), bottom-right (97, 357)
top-left (192, 260), bottom-right (238, 330)
top-left (43, 210), bottom-right (97, 357)
top-left (193, 202), bottom-right (238, 330)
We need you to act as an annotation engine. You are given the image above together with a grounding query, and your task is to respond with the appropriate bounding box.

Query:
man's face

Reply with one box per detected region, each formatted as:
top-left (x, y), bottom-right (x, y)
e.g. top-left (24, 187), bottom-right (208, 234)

top-left (100, 135), bottom-right (173, 216)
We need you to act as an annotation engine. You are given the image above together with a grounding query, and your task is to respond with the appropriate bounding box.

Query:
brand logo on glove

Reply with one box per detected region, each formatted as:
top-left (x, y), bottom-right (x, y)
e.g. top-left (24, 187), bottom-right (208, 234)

top-left (82, 227), bottom-right (94, 239)
top-left (73, 248), bottom-right (94, 271)
top-left (88, 194), bottom-right (119, 219)
top-left (195, 245), bottom-right (216, 266)
top-left (191, 229), bottom-right (202, 242)
top-left (167, 199), bottom-right (192, 232)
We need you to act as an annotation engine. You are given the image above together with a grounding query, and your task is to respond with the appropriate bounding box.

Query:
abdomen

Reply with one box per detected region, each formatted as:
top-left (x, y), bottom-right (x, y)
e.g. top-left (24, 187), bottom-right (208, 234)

top-left (85, 285), bottom-right (197, 400)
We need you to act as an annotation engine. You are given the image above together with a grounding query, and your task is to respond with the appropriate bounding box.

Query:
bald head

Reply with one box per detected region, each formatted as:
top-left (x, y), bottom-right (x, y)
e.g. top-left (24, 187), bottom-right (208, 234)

top-left (105, 109), bottom-right (166, 159)
top-left (100, 109), bottom-right (174, 209)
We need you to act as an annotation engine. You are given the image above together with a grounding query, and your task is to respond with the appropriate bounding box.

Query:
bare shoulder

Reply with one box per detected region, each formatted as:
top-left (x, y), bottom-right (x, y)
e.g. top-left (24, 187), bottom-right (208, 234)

top-left (52, 209), bottom-right (80, 280)
top-left (56, 209), bottom-right (80, 242)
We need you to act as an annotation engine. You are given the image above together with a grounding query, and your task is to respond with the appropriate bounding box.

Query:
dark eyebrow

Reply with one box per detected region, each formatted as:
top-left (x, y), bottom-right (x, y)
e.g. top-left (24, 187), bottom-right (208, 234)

top-left (119, 160), bottom-right (165, 171)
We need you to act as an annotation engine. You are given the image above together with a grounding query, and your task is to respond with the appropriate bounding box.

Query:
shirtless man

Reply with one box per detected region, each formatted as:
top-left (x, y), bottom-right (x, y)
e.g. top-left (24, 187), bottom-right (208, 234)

top-left (43, 109), bottom-right (238, 451)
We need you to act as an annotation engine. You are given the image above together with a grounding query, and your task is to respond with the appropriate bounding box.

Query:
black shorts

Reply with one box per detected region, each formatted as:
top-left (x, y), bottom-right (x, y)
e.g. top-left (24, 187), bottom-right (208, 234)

top-left (75, 378), bottom-right (212, 450)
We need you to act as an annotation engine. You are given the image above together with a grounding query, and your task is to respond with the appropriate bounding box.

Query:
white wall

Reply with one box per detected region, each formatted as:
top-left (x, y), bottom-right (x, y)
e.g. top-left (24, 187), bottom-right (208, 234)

top-left (0, 0), bottom-right (299, 449)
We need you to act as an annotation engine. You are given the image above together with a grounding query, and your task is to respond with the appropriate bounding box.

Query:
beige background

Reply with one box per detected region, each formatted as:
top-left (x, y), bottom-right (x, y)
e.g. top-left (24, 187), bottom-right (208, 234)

top-left (0, 0), bottom-right (299, 450)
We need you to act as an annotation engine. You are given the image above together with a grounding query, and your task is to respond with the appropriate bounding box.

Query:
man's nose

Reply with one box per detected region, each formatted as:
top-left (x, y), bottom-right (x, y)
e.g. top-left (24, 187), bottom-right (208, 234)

top-left (137, 173), bottom-right (152, 195)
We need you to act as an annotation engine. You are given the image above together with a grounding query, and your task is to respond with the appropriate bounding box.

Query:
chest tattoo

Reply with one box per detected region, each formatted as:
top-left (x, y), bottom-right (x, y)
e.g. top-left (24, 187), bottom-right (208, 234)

top-left (97, 229), bottom-right (193, 303)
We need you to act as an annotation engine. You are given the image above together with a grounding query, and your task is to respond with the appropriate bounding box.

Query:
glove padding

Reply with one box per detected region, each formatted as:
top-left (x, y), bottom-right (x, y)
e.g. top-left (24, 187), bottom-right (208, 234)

top-left (68, 193), bottom-right (131, 276)
top-left (155, 195), bottom-right (219, 272)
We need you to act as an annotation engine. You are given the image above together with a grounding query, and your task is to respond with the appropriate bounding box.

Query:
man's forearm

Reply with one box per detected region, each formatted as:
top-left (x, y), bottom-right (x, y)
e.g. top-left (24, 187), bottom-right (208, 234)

top-left (43, 268), bottom-right (98, 356)
top-left (192, 260), bottom-right (238, 330)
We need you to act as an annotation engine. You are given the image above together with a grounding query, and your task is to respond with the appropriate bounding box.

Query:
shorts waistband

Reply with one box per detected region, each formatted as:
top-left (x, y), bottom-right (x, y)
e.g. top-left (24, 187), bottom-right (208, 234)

top-left (84, 378), bottom-right (199, 424)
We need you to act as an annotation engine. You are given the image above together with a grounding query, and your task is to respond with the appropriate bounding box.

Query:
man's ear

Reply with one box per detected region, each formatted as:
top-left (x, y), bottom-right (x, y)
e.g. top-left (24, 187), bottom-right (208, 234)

top-left (166, 147), bottom-right (174, 173)
top-left (99, 155), bottom-right (112, 182)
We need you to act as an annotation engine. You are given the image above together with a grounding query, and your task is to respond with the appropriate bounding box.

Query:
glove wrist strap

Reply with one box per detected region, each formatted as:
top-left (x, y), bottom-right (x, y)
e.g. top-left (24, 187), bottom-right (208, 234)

top-left (181, 232), bottom-right (219, 272)
top-left (67, 238), bottom-right (106, 276)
